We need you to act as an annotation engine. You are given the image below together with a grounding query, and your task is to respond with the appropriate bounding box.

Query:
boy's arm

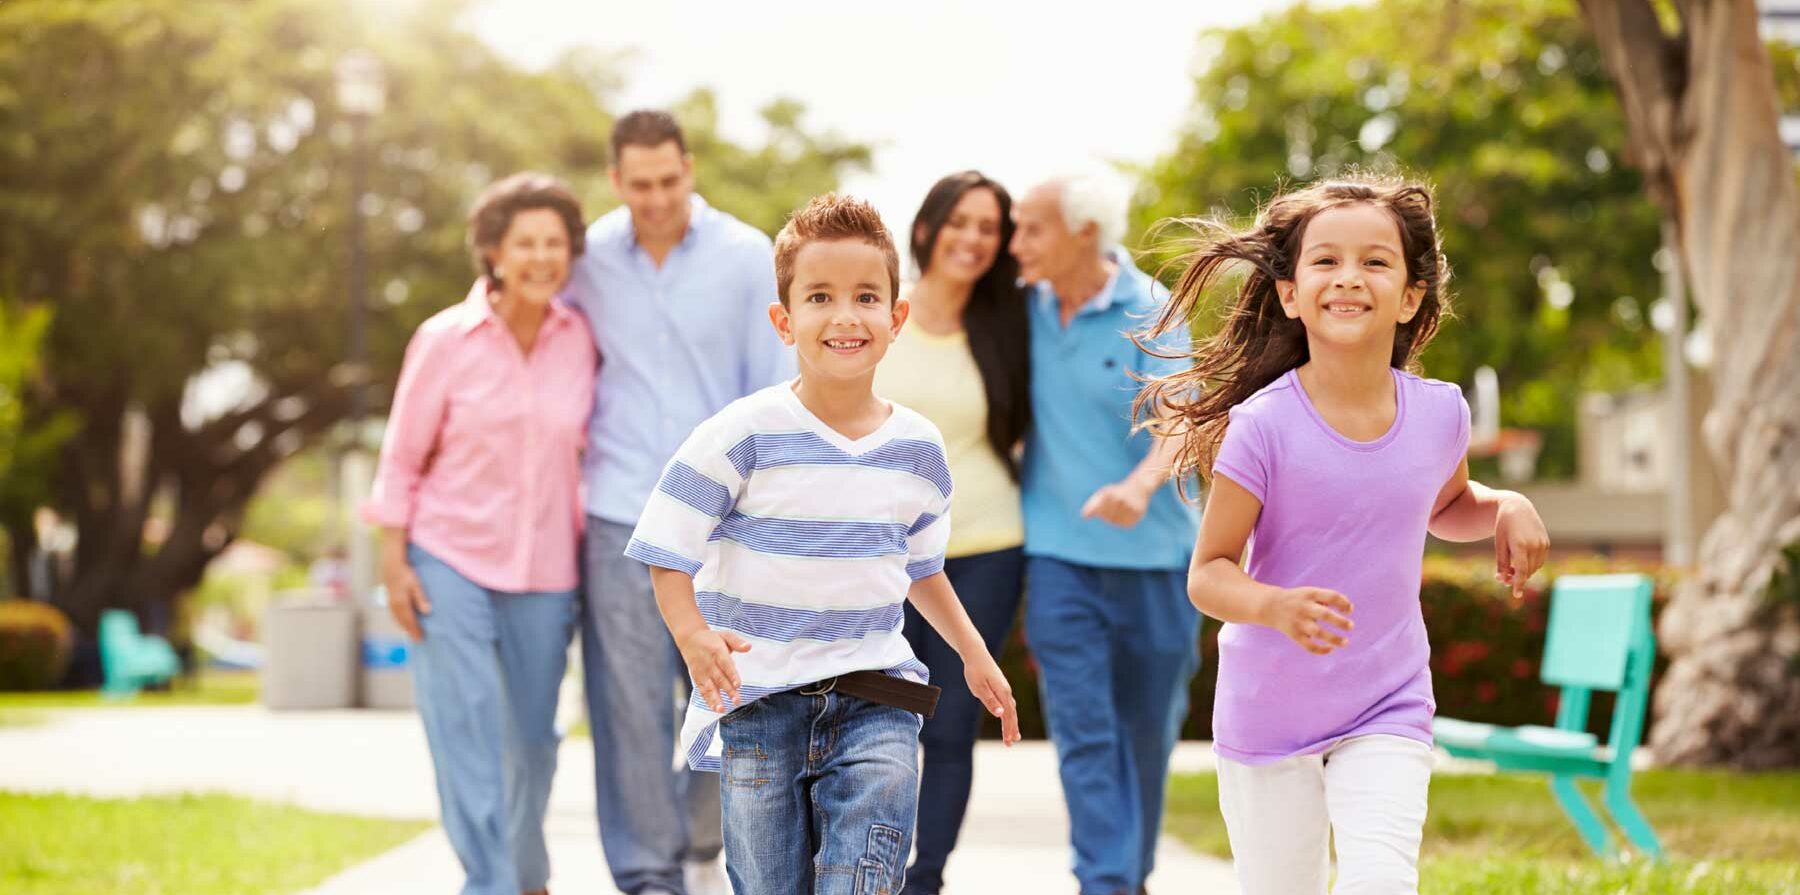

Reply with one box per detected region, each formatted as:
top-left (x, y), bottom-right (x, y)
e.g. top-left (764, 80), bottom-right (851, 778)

top-left (649, 566), bottom-right (750, 712)
top-left (1428, 455), bottom-right (1551, 598)
top-left (906, 572), bottom-right (1021, 744)
top-left (1190, 474), bottom-right (1354, 655)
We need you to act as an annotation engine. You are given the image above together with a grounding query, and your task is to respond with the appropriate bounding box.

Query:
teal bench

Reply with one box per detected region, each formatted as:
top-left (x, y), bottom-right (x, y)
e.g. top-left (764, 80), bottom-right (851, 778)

top-left (98, 608), bottom-right (181, 697)
top-left (1432, 573), bottom-right (1663, 860)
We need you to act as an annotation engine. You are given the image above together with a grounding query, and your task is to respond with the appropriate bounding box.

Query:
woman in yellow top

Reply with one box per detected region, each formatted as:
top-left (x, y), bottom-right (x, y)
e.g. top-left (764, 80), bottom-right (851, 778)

top-left (874, 170), bottom-right (1030, 895)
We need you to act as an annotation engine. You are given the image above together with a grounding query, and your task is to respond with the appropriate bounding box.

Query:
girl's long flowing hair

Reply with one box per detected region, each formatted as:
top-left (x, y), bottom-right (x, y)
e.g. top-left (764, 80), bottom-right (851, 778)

top-left (1134, 175), bottom-right (1452, 496)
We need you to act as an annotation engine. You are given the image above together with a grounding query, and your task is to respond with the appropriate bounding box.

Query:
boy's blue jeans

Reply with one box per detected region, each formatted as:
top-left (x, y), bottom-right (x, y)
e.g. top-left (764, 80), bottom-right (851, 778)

top-left (718, 688), bottom-right (921, 894)
top-left (1024, 556), bottom-right (1201, 895)
top-left (408, 545), bottom-right (577, 895)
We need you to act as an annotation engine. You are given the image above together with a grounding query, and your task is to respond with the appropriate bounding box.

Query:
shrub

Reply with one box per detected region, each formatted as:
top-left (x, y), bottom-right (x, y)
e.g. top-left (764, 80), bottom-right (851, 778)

top-left (985, 555), bottom-right (1674, 740)
top-left (0, 599), bottom-right (74, 690)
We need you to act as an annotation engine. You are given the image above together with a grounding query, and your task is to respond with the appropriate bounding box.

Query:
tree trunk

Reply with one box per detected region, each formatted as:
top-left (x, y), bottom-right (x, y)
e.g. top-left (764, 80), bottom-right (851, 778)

top-left (1579, 0), bottom-right (1800, 767)
top-left (49, 381), bottom-right (348, 639)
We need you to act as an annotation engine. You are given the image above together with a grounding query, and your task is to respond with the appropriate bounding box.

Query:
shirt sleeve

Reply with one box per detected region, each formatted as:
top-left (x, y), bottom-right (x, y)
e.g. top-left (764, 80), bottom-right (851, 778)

top-left (1211, 408), bottom-right (1270, 504)
top-left (361, 324), bottom-right (454, 529)
top-left (625, 416), bottom-right (747, 576)
top-left (1446, 383), bottom-right (1473, 482)
top-left (740, 240), bottom-right (796, 392)
top-left (903, 440), bottom-right (954, 581)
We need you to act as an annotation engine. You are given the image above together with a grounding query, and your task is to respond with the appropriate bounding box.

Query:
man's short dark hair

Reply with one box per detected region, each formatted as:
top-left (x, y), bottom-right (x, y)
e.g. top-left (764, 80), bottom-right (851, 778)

top-left (610, 110), bottom-right (687, 164)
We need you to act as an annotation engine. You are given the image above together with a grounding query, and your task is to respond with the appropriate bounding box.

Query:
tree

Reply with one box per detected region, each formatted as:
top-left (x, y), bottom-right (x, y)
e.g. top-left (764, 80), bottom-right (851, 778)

top-left (0, 0), bottom-right (870, 644)
top-left (1136, 0), bottom-right (1718, 478)
top-left (1577, 0), bottom-right (1800, 768)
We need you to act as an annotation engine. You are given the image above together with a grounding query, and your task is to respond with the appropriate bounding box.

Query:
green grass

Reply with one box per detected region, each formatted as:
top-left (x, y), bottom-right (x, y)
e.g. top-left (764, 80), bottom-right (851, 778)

top-left (0, 669), bottom-right (259, 712)
top-left (1165, 769), bottom-right (1800, 894)
top-left (0, 791), bottom-right (429, 895)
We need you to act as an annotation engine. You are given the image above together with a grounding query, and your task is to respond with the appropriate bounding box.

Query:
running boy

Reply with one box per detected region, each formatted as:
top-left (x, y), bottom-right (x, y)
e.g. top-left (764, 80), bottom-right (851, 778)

top-left (626, 193), bottom-right (1022, 894)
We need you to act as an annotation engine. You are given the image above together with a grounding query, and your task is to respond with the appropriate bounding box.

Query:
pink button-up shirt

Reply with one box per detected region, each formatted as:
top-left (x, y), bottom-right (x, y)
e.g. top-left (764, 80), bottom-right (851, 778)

top-left (362, 281), bottom-right (596, 592)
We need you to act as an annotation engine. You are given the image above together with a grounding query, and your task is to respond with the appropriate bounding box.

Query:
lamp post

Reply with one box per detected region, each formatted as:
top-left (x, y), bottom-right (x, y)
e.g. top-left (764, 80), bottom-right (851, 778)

top-left (335, 51), bottom-right (384, 605)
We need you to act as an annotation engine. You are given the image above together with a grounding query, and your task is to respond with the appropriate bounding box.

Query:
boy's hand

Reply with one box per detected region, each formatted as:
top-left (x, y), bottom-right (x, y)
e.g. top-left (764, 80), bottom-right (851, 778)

top-left (1263, 587), bottom-right (1354, 655)
top-left (678, 628), bottom-right (752, 713)
top-left (1495, 494), bottom-right (1550, 599)
top-left (963, 653), bottom-right (1021, 745)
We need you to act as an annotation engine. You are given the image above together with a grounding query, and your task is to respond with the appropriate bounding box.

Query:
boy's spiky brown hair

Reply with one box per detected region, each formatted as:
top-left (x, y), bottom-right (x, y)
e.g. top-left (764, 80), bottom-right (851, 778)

top-left (773, 193), bottom-right (900, 306)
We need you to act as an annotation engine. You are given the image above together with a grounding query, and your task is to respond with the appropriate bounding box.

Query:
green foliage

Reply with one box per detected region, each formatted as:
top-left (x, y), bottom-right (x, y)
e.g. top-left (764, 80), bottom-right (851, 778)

top-left (0, 0), bottom-right (871, 621)
top-left (0, 790), bottom-right (428, 894)
top-left (1764, 540), bottom-right (1800, 608)
top-left (1166, 769), bottom-right (1800, 892)
top-left (1132, 0), bottom-right (1796, 478)
top-left (0, 600), bottom-right (74, 691)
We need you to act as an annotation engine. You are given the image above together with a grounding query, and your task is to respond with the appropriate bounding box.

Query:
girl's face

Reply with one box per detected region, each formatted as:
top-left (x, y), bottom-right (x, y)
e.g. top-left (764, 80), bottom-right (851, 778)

top-left (1277, 203), bottom-right (1424, 351)
top-left (487, 208), bottom-right (572, 306)
top-left (924, 188), bottom-right (1004, 286)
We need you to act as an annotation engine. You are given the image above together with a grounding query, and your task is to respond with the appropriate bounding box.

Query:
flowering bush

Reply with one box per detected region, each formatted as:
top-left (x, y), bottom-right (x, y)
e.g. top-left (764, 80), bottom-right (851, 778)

top-left (986, 555), bottom-right (1674, 740)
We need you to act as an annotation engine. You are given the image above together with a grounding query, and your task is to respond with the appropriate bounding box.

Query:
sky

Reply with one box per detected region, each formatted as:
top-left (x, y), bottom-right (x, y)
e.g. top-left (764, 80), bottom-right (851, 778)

top-left (460, 0), bottom-right (1308, 266)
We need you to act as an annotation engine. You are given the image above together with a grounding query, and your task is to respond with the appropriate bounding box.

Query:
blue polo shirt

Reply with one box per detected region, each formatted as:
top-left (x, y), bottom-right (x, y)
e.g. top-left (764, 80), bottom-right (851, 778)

top-left (1021, 250), bottom-right (1197, 570)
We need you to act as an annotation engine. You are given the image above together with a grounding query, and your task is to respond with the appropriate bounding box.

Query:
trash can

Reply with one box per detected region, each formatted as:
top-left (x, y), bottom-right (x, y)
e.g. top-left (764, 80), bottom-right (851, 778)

top-left (262, 595), bottom-right (358, 710)
top-left (360, 597), bottom-right (414, 709)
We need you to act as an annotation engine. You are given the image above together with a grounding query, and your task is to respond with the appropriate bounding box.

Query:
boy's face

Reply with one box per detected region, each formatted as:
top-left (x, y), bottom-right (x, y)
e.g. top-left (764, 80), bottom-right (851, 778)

top-left (769, 239), bottom-right (908, 385)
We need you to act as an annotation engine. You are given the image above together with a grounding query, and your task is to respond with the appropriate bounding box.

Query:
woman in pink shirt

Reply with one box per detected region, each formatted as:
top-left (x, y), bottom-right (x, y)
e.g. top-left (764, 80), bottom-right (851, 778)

top-left (363, 172), bottom-right (596, 895)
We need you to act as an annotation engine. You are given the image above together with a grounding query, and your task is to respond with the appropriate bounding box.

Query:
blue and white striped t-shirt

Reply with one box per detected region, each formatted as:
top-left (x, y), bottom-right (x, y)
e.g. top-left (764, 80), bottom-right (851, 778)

top-left (625, 381), bottom-right (952, 771)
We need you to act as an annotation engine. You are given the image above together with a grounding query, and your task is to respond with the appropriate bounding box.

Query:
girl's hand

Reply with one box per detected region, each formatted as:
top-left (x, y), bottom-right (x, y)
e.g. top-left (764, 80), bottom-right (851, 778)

top-left (1263, 587), bottom-right (1354, 655)
top-left (382, 557), bottom-right (432, 642)
top-left (678, 629), bottom-right (752, 712)
top-left (962, 653), bottom-right (1022, 745)
top-left (1495, 495), bottom-right (1550, 599)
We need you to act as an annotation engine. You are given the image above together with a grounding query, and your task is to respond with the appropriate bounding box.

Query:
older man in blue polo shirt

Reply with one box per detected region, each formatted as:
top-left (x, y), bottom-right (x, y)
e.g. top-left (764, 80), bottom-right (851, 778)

top-left (1011, 171), bottom-right (1203, 895)
top-left (566, 110), bottom-right (792, 895)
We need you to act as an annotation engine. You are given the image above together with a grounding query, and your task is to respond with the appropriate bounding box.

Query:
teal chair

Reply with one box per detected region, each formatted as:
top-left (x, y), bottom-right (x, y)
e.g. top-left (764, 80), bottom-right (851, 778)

top-left (98, 608), bottom-right (181, 697)
top-left (1432, 573), bottom-right (1663, 860)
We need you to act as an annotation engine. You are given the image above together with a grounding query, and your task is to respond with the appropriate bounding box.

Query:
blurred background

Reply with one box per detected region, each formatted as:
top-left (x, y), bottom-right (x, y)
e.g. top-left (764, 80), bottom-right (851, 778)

top-left (3, 1), bottom-right (1799, 893)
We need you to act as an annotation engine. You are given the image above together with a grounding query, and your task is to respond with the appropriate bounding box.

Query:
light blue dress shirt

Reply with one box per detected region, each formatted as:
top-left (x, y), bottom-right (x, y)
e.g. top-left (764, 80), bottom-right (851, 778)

top-left (1020, 249), bottom-right (1198, 570)
top-left (567, 194), bottom-right (795, 525)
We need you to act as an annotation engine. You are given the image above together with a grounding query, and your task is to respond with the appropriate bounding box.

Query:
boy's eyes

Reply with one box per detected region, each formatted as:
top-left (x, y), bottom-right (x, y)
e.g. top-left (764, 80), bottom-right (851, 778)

top-left (804, 292), bottom-right (884, 304)
top-left (857, 292), bottom-right (881, 304)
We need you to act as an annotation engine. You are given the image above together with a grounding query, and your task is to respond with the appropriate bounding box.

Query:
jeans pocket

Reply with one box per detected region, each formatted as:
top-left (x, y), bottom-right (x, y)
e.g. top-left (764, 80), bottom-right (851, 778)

top-left (853, 824), bottom-right (905, 895)
top-left (721, 742), bottom-right (771, 789)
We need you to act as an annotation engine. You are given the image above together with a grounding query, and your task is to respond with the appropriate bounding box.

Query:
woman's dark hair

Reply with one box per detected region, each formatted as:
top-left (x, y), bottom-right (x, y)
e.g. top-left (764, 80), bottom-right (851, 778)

top-left (911, 171), bottom-right (1032, 481)
top-left (1134, 173), bottom-right (1452, 495)
top-left (467, 172), bottom-right (586, 288)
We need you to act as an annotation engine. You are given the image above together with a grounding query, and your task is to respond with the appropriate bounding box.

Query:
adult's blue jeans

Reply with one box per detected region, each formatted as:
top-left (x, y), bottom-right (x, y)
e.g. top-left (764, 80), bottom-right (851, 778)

top-left (580, 518), bottom-right (723, 895)
top-left (900, 546), bottom-right (1026, 894)
top-left (408, 544), bottom-right (577, 895)
top-left (1024, 556), bottom-right (1201, 895)
top-left (718, 688), bottom-right (921, 894)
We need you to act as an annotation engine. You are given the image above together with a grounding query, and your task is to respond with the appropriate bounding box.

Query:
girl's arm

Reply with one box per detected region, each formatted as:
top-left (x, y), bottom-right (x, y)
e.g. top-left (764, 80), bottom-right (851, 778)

top-left (1190, 475), bottom-right (1354, 655)
top-left (1428, 455), bottom-right (1551, 598)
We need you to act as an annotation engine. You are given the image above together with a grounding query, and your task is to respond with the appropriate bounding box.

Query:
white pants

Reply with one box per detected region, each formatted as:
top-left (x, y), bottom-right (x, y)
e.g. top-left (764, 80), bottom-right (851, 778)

top-left (1217, 734), bottom-right (1432, 895)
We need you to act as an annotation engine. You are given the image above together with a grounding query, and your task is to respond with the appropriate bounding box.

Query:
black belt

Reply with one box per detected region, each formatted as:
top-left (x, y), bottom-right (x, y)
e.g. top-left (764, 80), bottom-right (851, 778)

top-left (797, 670), bottom-right (940, 719)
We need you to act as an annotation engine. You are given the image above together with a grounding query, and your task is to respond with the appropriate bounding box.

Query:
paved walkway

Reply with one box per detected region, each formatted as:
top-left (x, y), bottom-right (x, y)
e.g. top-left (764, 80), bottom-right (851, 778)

top-left (0, 705), bottom-right (1237, 892)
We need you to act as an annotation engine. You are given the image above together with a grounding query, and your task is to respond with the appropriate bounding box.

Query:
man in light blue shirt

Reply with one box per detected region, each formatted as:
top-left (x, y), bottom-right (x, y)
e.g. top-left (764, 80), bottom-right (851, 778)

top-left (1011, 171), bottom-right (1201, 895)
top-left (566, 109), bottom-right (792, 895)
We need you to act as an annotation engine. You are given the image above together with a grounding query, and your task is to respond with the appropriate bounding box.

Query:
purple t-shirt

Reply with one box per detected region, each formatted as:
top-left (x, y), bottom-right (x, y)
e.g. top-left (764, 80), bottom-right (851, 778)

top-left (1211, 367), bottom-right (1470, 765)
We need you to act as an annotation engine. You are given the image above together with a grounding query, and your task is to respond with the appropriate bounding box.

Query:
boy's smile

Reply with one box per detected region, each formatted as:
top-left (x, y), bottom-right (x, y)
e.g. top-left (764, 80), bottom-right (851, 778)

top-left (770, 238), bottom-right (908, 383)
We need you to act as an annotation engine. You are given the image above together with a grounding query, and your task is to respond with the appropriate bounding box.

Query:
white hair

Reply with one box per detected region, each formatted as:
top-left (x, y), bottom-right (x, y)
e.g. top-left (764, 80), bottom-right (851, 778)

top-left (1052, 169), bottom-right (1130, 247)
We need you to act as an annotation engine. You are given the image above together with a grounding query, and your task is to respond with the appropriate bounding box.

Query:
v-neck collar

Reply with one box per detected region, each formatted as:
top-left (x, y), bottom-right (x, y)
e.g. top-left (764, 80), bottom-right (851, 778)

top-left (777, 380), bottom-right (899, 455)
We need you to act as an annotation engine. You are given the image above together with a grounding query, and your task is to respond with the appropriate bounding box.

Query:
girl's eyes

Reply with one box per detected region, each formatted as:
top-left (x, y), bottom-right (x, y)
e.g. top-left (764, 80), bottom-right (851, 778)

top-left (1365, 258), bottom-right (1390, 268)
